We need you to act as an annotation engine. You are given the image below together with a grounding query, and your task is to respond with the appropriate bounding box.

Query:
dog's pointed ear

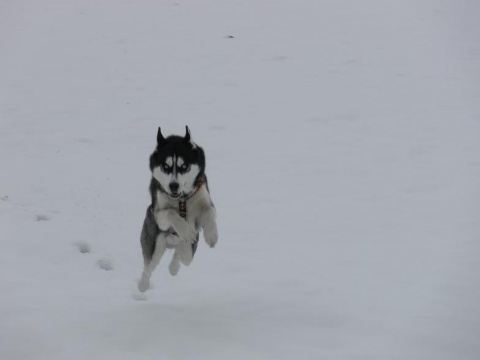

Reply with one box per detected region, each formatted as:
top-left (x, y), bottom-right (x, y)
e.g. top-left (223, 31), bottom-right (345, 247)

top-left (157, 127), bottom-right (166, 146)
top-left (183, 125), bottom-right (191, 143)
top-left (183, 125), bottom-right (197, 148)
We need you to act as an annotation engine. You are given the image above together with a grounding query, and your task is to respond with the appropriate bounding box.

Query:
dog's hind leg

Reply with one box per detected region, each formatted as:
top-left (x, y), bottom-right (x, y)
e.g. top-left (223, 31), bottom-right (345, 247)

top-left (168, 240), bottom-right (192, 276)
top-left (138, 207), bottom-right (168, 292)
top-left (138, 233), bottom-right (167, 292)
top-left (168, 252), bottom-right (181, 276)
top-left (168, 232), bottom-right (199, 276)
top-left (140, 206), bottom-right (159, 265)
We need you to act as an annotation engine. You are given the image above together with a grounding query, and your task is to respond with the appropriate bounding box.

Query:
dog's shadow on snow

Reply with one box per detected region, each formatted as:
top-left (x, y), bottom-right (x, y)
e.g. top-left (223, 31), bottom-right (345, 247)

top-left (91, 294), bottom-right (347, 355)
top-left (97, 299), bottom-right (262, 354)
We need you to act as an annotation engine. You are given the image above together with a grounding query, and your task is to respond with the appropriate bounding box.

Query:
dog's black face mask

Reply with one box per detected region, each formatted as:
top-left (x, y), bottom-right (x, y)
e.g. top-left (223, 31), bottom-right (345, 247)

top-left (150, 126), bottom-right (205, 198)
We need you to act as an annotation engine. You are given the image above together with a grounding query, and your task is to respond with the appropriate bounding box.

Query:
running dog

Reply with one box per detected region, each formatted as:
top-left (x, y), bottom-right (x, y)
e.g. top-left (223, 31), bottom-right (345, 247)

top-left (138, 126), bottom-right (218, 292)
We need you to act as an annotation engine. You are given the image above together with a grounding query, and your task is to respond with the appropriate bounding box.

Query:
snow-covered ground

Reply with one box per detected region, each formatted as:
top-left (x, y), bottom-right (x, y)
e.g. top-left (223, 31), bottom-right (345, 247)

top-left (1, 0), bottom-right (479, 359)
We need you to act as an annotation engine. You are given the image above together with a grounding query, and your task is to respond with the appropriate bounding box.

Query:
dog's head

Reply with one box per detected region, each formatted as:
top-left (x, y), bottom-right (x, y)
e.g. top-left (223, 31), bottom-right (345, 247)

top-left (150, 126), bottom-right (205, 199)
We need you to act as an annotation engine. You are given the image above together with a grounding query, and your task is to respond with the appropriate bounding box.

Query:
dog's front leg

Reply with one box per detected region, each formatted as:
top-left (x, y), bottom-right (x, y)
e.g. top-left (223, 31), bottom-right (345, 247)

top-left (201, 206), bottom-right (218, 248)
top-left (138, 233), bottom-right (167, 292)
top-left (155, 209), bottom-right (197, 244)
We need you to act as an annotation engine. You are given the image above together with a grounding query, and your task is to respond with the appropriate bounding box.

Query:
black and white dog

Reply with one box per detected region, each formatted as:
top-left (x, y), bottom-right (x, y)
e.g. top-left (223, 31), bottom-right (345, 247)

top-left (138, 126), bottom-right (218, 292)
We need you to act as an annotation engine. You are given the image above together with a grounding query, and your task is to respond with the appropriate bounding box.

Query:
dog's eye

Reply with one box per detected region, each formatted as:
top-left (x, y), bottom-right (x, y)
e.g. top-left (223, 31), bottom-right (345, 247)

top-left (162, 164), bottom-right (171, 171)
top-left (180, 164), bottom-right (189, 171)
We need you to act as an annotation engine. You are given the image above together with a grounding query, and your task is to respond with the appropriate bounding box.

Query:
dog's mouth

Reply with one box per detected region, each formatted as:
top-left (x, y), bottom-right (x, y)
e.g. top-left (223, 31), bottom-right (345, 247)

top-left (169, 192), bottom-right (182, 199)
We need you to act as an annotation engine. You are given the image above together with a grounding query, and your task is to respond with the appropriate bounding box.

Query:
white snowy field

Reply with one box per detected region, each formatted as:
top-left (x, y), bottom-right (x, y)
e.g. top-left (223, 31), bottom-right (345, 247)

top-left (1, 0), bottom-right (479, 359)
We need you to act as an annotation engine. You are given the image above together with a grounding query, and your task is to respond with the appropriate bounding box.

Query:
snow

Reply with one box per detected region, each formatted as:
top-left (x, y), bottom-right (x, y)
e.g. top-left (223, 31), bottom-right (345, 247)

top-left (1, 0), bottom-right (479, 359)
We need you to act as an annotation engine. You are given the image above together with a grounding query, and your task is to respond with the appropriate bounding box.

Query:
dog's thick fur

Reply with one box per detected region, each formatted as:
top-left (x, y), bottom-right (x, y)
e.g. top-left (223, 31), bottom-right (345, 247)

top-left (138, 126), bottom-right (218, 292)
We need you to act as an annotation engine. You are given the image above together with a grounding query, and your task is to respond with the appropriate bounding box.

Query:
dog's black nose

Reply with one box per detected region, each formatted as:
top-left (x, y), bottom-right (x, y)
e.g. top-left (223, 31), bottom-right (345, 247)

top-left (169, 182), bottom-right (179, 192)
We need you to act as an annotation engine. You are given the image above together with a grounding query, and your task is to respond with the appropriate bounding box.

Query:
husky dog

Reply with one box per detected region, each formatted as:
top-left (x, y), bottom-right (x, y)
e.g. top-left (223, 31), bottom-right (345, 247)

top-left (138, 126), bottom-right (218, 292)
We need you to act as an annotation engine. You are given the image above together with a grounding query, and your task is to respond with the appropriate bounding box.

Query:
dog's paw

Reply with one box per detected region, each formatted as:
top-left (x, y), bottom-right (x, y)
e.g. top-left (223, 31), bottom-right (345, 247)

top-left (176, 222), bottom-right (198, 244)
top-left (204, 223), bottom-right (218, 248)
top-left (169, 257), bottom-right (180, 276)
top-left (137, 275), bottom-right (151, 293)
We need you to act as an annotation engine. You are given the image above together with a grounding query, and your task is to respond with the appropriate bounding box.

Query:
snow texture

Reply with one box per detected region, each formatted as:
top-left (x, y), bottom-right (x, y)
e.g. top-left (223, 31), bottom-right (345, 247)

top-left (1, 0), bottom-right (479, 359)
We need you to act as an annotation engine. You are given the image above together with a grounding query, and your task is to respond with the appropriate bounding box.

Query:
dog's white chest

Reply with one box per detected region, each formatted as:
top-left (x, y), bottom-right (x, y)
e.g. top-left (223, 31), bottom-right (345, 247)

top-left (155, 187), bottom-right (210, 229)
